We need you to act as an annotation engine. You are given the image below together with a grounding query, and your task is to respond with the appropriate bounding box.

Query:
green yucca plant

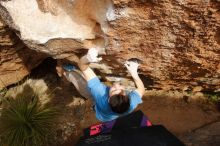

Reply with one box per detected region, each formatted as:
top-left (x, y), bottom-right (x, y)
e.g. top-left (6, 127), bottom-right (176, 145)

top-left (0, 85), bottom-right (59, 146)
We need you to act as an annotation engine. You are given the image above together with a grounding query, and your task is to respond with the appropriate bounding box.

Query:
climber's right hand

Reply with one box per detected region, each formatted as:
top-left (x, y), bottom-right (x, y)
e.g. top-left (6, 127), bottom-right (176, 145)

top-left (86, 48), bottom-right (102, 63)
top-left (124, 61), bottom-right (139, 78)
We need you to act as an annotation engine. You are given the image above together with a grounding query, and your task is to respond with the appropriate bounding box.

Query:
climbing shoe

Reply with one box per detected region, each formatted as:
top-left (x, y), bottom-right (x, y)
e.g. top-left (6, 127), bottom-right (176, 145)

top-left (63, 64), bottom-right (77, 72)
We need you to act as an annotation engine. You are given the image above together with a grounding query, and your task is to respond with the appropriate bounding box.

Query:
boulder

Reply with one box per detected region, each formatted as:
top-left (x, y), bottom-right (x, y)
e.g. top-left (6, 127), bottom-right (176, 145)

top-left (180, 121), bottom-right (220, 146)
top-left (0, 17), bottom-right (47, 89)
top-left (0, 0), bottom-right (219, 91)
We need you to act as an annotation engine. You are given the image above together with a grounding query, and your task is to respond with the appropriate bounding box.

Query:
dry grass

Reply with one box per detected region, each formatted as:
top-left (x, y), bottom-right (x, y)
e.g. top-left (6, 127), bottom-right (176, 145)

top-left (0, 79), bottom-right (60, 146)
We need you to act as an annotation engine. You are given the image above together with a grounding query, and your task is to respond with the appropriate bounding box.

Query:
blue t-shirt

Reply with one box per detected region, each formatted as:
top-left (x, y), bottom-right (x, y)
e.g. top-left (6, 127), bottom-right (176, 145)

top-left (87, 77), bottom-right (142, 122)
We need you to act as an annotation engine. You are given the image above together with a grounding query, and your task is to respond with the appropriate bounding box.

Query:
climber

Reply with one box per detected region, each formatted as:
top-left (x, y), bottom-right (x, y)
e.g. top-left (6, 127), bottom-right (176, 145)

top-left (56, 48), bottom-right (145, 122)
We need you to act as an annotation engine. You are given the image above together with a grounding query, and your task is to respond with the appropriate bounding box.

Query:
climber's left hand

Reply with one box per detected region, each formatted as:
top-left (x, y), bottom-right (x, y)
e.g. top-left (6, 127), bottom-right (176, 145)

top-left (86, 48), bottom-right (102, 63)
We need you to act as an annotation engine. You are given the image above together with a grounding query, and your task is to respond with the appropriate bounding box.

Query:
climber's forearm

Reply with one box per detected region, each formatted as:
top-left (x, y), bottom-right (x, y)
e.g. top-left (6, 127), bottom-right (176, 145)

top-left (131, 73), bottom-right (145, 97)
top-left (78, 55), bottom-right (90, 71)
top-left (78, 55), bottom-right (97, 81)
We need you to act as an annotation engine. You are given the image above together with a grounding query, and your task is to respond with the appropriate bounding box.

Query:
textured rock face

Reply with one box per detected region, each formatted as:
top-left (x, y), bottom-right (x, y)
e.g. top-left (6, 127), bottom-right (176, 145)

top-left (180, 121), bottom-right (220, 145)
top-left (0, 0), bottom-right (113, 58)
top-left (107, 0), bottom-right (220, 91)
top-left (0, 0), bottom-right (219, 91)
top-left (0, 17), bottom-right (47, 88)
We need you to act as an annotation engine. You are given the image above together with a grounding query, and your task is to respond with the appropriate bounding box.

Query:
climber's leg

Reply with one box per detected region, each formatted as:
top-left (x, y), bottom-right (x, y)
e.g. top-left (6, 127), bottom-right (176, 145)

top-left (56, 62), bottom-right (92, 99)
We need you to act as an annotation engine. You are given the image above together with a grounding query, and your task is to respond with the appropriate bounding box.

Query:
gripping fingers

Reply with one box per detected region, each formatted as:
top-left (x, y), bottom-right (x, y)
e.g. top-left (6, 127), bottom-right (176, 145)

top-left (88, 48), bottom-right (98, 55)
top-left (124, 61), bottom-right (130, 69)
top-left (98, 57), bottom-right (102, 62)
top-left (87, 48), bottom-right (102, 62)
top-left (130, 61), bottom-right (139, 68)
top-left (124, 61), bottom-right (139, 67)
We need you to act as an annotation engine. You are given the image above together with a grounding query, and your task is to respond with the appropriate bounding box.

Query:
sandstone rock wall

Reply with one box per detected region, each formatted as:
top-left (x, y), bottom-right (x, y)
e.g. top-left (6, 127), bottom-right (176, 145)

top-left (0, 17), bottom-right (47, 88)
top-left (0, 0), bottom-right (219, 91)
top-left (107, 0), bottom-right (220, 91)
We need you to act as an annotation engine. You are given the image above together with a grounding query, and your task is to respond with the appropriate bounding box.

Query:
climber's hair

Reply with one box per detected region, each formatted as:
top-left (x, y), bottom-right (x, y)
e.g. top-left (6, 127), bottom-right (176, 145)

top-left (109, 93), bottom-right (130, 114)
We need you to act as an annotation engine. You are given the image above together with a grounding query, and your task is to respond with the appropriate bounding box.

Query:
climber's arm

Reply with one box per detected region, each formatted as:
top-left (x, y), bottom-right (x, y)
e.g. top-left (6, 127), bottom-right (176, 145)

top-left (78, 48), bottom-right (102, 81)
top-left (124, 61), bottom-right (145, 98)
top-left (132, 75), bottom-right (145, 98)
top-left (78, 56), bottom-right (97, 81)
